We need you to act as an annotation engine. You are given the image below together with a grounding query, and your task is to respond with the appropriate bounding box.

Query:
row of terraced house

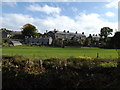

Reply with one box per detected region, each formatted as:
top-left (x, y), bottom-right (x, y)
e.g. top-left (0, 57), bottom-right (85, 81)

top-left (24, 30), bottom-right (89, 46)
top-left (1, 28), bottom-right (100, 46)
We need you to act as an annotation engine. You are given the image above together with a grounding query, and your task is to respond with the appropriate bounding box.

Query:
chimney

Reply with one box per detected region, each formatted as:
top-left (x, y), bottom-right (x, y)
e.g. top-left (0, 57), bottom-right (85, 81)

top-left (54, 29), bottom-right (56, 31)
top-left (63, 30), bottom-right (66, 33)
top-left (89, 34), bottom-right (92, 37)
top-left (76, 31), bottom-right (77, 34)
top-left (82, 32), bottom-right (84, 35)
top-left (54, 29), bottom-right (57, 33)
top-left (67, 31), bottom-right (69, 33)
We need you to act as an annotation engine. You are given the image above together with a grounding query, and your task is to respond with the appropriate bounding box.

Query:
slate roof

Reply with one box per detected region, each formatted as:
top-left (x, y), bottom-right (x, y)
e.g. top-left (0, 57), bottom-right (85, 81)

top-left (47, 30), bottom-right (86, 40)
top-left (11, 41), bottom-right (22, 46)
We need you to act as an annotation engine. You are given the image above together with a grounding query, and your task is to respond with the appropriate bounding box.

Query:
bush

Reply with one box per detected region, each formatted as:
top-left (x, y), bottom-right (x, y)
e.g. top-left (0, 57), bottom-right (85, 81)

top-left (2, 43), bottom-right (8, 46)
top-left (2, 56), bottom-right (120, 89)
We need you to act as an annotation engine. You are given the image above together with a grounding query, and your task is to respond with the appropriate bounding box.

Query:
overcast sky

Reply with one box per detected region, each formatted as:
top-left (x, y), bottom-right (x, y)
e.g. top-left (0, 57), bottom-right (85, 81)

top-left (1, 0), bottom-right (118, 36)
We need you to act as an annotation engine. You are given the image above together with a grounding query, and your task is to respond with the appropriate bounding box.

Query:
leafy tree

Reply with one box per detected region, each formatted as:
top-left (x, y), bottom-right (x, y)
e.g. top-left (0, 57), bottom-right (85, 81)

top-left (99, 27), bottom-right (113, 39)
top-left (21, 24), bottom-right (38, 37)
top-left (103, 31), bottom-right (120, 49)
top-left (113, 32), bottom-right (120, 48)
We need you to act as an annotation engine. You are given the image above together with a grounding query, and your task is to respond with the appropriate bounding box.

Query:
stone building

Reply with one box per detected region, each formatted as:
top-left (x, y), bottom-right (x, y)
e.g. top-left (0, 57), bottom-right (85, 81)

top-left (2, 30), bottom-right (11, 39)
top-left (24, 36), bottom-right (52, 46)
top-left (92, 34), bottom-right (100, 46)
top-left (92, 34), bottom-right (100, 41)
top-left (46, 30), bottom-right (86, 41)
top-left (24, 30), bottom-right (86, 46)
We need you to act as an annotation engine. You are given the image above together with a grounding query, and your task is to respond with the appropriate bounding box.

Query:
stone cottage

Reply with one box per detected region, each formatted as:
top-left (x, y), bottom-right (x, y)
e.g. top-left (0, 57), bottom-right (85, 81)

top-left (46, 30), bottom-right (86, 41)
top-left (24, 36), bottom-right (52, 46)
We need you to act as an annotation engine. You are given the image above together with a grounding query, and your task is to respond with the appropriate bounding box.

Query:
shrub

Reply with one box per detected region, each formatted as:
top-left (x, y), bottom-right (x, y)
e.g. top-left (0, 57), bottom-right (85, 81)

top-left (76, 56), bottom-right (92, 60)
top-left (2, 56), bottom-right (120, 89)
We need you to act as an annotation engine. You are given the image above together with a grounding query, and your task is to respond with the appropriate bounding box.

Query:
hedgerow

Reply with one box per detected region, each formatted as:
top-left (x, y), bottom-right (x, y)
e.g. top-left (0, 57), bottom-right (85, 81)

top-left (2, 56), bottom-right (120, 89)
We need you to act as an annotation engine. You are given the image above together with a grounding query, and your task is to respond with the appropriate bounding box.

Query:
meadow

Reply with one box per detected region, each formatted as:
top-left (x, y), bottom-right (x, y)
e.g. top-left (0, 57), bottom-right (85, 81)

top-left (2, 45), bottom-right (118, 59)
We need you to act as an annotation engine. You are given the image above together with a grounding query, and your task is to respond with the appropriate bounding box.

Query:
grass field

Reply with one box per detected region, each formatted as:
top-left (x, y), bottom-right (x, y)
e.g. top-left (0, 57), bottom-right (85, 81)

top-left (2, 45), bottom-right (119, 59)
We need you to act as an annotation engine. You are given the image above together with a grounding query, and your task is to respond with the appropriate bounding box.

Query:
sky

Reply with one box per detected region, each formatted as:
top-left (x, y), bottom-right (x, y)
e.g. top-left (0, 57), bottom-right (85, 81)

top-left (1, 0), bottom-right (119, 36)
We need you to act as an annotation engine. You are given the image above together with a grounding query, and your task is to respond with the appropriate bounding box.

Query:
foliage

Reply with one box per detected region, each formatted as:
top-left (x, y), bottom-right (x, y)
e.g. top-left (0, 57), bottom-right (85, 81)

top-left (53, 40), bottom-right (64, 47)
top-left (64, 40), bottom-right (82, 47)
top-left (2, 56), bottom-right (120, 89)
top-left (21, 24), bottom-right (38, 37)
top-left (112, 32), bottom-right (120, 49)
top-left (102, 31), bottom-right (120, 49)
top-left (2, 43), bottom-right (8, 47)
top-left (76, 56), bottom-right (92, 60)
top-left (100, 62), bottom-right (117, 67)
top-left (99, 27), bottom-right (113, 38)
top-left (84, 37), bottom-right (92, 47)
top-left (99, 27), bottom-right (113, 48)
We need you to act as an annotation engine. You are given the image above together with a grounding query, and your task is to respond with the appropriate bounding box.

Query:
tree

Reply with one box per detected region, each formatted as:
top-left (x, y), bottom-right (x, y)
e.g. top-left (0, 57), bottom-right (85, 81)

top-left (99, 27), bottom-right (113, 39)
top-left (21, 24), bottom-right (38, 37)
top-left (113, 32), bottom-right (120, 49)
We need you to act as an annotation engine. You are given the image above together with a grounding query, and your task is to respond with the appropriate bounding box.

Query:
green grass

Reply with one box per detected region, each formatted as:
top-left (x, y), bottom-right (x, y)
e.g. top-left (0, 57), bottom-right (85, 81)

top-left (2, 45), bottom-right (119, 59)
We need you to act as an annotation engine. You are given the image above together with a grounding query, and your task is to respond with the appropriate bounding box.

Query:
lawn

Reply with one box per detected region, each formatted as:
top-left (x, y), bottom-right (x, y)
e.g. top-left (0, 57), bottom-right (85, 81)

top-left (2, 45), bottom-right (119, 59)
